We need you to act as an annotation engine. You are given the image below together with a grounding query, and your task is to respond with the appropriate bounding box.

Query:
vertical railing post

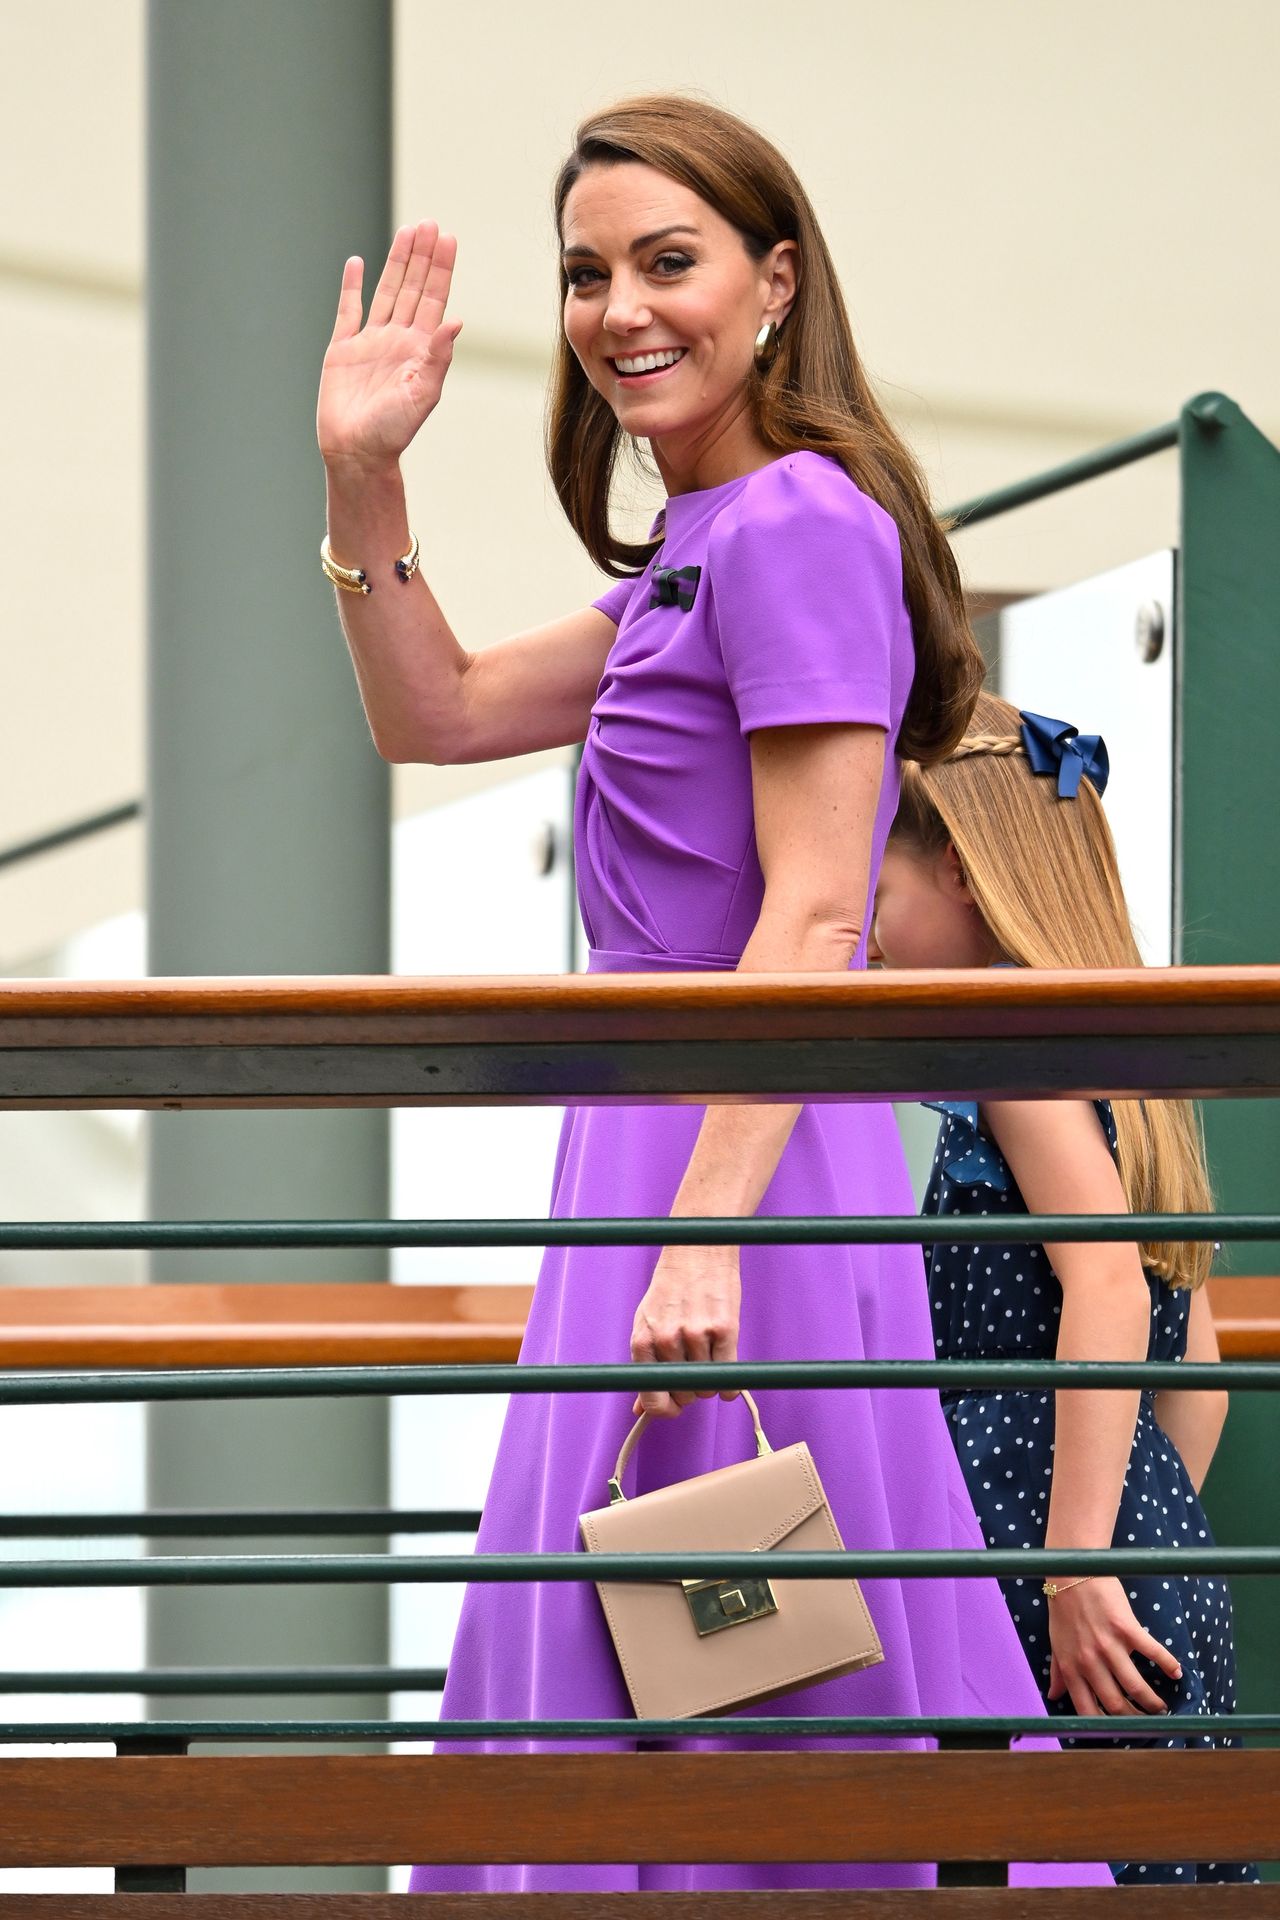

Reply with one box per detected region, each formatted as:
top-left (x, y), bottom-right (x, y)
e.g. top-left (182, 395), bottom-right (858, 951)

top-left (934, 1730), bottom-right (1010, 1887)
top-left (113, 1734), bottom-right (189, 1894)
top-left (1178, 390), bottom-right (1280, 1737)
top-left (146, 0), bottom-right (393, 1893)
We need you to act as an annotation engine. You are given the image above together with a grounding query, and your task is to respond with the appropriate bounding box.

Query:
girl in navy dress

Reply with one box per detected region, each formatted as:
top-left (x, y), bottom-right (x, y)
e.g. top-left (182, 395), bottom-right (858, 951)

top-left (868, 690), bottom-right (1256, 1887)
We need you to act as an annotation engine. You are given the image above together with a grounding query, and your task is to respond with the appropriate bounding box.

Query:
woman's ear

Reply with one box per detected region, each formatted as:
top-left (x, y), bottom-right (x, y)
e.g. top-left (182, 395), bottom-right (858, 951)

top-left (763, 239), bottom-right (799, 328)
top-left (942, 842), bottom-right (975, 901)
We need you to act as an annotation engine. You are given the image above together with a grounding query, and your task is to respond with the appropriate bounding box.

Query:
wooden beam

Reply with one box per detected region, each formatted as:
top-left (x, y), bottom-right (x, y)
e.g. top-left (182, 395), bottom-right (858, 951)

top-left (6, 1892), bottom-right (1280, 1918)
top-left (0, 968), bottom-right (1276, 1108)
top-left (0, 1284), bottom-right (531, 1370)
top-left (1207, 1275), bottom-right (1280, 1358)
top-left (0, 1751), bottom-right (1272, 1867)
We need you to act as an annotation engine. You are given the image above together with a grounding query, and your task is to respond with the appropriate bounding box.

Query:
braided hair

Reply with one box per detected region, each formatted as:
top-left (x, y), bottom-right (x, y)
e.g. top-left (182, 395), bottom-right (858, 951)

top-left (891, 691), bottom-right (1212, 1288)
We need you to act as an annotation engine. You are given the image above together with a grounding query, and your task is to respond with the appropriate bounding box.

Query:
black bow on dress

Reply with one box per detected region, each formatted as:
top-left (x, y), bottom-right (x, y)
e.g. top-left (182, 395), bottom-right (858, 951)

top-left (650, 564), bottom-right (701, 612)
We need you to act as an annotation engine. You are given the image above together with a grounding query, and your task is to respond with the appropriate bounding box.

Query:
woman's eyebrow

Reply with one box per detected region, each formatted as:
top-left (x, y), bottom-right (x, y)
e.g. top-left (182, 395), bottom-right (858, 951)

top-left (561, 224), bottom-right (701, 262)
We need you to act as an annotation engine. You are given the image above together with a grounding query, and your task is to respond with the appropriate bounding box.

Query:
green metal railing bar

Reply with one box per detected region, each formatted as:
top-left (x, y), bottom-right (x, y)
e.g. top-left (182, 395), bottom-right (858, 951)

top-left (0, 1510), bottom-right (481, 1539)
top-left (0, 1210), bottom-right (1271, 1250)
top-left (0, 1713), bottom-right (1276, 1743)
top-left (0, 1547), bottom-right (1272, 1586)
top-left (0, 1668), bottom-right (447, 1694)
top-left (2, 1358), bottom-right (1271, 1408)
top-left (943, 417), bottom-right (1184, 531)
top-left (0, 800), bottom-right (142, 874)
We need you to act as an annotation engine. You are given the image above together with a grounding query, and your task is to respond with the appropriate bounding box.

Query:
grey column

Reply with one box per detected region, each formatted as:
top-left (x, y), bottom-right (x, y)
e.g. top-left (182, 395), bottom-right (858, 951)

top-left (146, 1), bottom-right (392, 1893)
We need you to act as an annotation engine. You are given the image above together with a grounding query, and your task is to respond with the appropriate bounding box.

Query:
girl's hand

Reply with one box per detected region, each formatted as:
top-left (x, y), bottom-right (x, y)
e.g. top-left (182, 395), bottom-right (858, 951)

top-left (630, 1248), bottom-right (741, 1419)
top-left (317, 221), bottom-right (462, 470)
top-left (1046, 1575), bottom-right (1183, 1717)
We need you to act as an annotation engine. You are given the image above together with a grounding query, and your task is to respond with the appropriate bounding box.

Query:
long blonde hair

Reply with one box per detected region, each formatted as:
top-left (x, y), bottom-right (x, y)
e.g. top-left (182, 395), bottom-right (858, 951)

top-left (548, 95), bottom-right (985, 764)
top-left (893, 692), bottom-right (1212, 1288)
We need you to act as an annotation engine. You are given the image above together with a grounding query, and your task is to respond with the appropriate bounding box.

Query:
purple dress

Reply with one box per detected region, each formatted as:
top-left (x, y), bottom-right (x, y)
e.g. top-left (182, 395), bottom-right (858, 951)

top-left (409, 452), bottom-right (1111, 1893)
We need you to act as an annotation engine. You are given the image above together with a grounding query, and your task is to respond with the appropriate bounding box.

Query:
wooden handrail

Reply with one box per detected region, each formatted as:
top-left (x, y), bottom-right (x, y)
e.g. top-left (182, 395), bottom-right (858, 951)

top-left (0, 1278), bottom-right (1274, 1370)
top-left (6, 1892), bottom-right (1279, 1916)
top-left (3, 966), bottom-right (1279, 1036)
top-left (0, 1284), bottom-right (530, 1370)
top-left (0, 966), bottom-right (1278, 1108)
top-left (0, 1751), bottom-right (1273, 1867)
top-left (1206, 1275), bottom-right (1280, 1358)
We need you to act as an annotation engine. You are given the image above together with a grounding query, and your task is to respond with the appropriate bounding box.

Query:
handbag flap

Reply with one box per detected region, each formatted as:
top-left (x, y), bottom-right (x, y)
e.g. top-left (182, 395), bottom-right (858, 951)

top-left (580, 1440), bottom-right (836, 1564)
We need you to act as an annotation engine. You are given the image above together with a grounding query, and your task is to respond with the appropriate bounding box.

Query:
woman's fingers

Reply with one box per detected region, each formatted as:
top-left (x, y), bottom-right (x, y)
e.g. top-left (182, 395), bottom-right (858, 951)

top-left (427, 320), bottom-right (463, 377)
top-left (1107, 1647), bottom-right (1170, 1716)
top-left (327, 256), bottom-right (365, 346)
top-left (630, 1318), bottom-right (675, 1419)
top-left (651, 1318), bottom-right (703, 1410)
top-left (709, 1315), bottom-right (739, 1401)
top-left (1080, 1652), bottom-right (1146, 1717)
top-left (391, 220), bottom-right (441, 327)
top-left (1133, 1627), bottom-right (1183, 1685)
top-left (1064, 1669), bottom-right (1101, 1717)
top-left (631, 1252), bottom-right (741, 1420)
top-left (413, 229), bottom-right (458, 335)
top-left (367, 223), bottom-right (416, 328)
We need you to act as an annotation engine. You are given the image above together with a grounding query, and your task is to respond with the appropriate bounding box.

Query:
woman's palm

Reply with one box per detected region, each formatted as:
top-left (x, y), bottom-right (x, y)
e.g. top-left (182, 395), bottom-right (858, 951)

top-left (317, 221), bottom-right (462, 466)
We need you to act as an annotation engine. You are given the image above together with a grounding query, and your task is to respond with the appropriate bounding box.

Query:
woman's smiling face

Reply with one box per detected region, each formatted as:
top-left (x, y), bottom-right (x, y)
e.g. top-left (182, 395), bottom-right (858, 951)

top-left (560, 161), bottom-right (793, 472)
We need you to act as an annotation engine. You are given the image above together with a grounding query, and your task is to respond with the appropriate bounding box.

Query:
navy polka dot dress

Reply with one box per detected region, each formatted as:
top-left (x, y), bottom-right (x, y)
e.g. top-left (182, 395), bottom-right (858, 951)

top-left (923, 1097), bottom-right (1257, 1887)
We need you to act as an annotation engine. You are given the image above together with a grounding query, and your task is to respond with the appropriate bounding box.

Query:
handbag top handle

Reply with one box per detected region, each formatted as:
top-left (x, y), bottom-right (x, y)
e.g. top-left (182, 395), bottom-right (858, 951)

top-left (607, 1389), bottom-right (773, 1505)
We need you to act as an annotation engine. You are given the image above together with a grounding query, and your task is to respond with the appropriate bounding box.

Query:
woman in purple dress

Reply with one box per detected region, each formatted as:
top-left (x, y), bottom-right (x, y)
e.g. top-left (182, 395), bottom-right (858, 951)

top-left (317, 96), bottom-right (1111, 1894)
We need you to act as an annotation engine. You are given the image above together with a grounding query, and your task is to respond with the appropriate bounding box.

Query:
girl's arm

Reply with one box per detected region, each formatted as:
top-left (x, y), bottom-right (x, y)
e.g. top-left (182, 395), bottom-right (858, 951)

top-left (630, 721), bottom-right (886, 1417)
top-left (982, 1099), bottom-right (1183, 1716)
top-left (319, 223), bottom-right (617, 766)
top-left (1154, 1288), bottom-right (1229, 1492)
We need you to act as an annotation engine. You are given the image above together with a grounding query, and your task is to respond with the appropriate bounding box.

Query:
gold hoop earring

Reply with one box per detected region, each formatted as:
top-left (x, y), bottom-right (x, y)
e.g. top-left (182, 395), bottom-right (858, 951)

top-left (753, 320), bottom-right (780, 370)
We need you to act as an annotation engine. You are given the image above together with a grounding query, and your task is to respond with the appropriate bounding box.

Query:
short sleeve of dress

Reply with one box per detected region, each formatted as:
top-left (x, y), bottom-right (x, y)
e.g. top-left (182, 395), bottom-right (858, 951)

top-left (592, 578), bottom-right (635, 626)
top-left (707, 454), bottom-right (906, 735)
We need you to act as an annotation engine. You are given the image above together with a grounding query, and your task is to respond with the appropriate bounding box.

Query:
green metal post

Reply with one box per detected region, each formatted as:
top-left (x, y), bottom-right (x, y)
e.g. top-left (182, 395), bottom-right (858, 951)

top-left (146, 0), bottom-right (392, 1893)
top-left (1178, 392), bottom-right (1280, 1781)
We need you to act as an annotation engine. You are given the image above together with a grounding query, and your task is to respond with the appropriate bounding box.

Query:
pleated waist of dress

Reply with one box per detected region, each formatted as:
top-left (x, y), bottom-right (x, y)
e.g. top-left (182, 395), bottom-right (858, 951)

top-left (587, 946), bottom-right (741, 973)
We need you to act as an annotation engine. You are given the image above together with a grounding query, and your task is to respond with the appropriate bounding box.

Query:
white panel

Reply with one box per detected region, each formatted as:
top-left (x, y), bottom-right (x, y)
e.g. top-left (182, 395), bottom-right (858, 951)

top-left (998, 552), bottom-right (1175, 965)
top-left (390, 765), bottom-right (573, 1283)
top-left (389, 766), bottom-right (576, 1715)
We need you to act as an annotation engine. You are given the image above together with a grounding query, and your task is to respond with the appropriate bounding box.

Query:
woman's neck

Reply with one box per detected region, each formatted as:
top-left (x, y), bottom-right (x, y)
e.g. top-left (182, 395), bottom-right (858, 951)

top-left (651, 397), bottom-right (780, 497)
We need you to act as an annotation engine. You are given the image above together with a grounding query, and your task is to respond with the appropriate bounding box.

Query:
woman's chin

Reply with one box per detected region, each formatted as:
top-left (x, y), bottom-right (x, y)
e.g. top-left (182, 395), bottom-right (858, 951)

top-left (609, 399), bottom-right (708, 448)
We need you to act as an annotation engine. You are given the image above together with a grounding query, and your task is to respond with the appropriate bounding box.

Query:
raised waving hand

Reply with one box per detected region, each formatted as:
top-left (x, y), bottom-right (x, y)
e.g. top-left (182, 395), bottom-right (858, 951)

top-left (317, 221), bottom-right (462, 469)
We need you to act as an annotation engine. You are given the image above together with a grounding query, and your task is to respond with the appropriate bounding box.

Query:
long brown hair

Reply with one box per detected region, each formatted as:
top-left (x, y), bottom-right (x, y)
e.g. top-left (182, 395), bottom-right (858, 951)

top-left (548, 95), bottom-right (984, 764)
top-left (893, 692), bottom-right (1213, 1288)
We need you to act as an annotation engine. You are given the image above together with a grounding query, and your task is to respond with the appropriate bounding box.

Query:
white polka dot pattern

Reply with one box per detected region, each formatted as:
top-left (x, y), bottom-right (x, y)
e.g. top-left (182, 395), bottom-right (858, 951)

top-left (922, 1097), bottom-right (1258, 1887)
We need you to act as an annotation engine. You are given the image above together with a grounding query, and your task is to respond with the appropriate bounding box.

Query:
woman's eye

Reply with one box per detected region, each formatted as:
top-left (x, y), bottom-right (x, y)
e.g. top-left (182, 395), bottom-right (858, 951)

top-left (652, 252), bottom-right (694, 277)
top-left (566, 265), bottom-right (605, 289)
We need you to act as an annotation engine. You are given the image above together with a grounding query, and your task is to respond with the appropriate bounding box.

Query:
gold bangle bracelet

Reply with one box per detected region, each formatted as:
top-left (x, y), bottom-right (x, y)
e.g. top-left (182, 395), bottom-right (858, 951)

top-left (394, 531), bottom-right (421, 584)
top-left (321, 537), bottom-right (370, 596)
top-left (321, 532), bottom-right (420, 596)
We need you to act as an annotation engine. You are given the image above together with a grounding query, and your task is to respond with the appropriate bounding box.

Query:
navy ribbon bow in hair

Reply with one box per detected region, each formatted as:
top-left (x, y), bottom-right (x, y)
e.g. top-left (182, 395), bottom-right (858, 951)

top-left (1018, 709), bottom-right (1110, 799)
top-left (650, 564), bottom-right (701, 612)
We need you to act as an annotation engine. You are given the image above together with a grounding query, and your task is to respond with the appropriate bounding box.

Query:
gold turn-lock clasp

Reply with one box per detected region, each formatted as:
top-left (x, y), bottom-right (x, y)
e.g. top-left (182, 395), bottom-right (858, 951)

top-left (681, 1574), bottom-right (778, 1636)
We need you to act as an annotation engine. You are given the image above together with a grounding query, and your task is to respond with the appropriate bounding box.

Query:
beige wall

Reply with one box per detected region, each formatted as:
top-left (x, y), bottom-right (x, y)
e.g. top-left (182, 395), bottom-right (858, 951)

top-left (2, 0), bottom-right (1277, 965)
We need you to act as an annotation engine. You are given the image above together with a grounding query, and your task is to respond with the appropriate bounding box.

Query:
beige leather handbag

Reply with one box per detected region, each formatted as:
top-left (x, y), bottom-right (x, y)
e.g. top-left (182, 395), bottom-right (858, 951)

top-left (579, 1391), bottom-right (883, 1720)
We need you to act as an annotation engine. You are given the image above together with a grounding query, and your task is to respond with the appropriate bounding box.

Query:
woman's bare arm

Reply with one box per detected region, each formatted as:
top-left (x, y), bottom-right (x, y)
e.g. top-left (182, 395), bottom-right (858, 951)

top-left (631, 721), bottom-right (885, 1416)
top-left (328, 470), bottom-right (619, 764)
top-left (319, 223), bottom-right (618, 765)
top-left (982, 1099), bottom-right (1181, 1715)
top-left (1154, 1288), bottom-right (1228, 1491)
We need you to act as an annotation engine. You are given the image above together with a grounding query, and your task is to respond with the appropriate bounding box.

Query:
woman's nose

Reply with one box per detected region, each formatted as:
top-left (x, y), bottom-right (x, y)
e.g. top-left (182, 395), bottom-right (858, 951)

top-left (603, 275), bottom-right (652, 336)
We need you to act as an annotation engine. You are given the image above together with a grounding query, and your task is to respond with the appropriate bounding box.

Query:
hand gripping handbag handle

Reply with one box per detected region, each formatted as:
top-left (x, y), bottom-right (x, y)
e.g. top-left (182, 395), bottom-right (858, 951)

top-left (606, 1388), bottom-right (772, 1505)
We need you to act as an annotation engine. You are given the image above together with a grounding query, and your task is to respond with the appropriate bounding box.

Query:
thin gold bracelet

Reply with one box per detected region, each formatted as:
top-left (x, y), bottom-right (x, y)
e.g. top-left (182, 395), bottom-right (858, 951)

top-left (321, 532), bottom-right (419, 596)
top-left (1042, 1575), bottom-right (1094, 1600)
